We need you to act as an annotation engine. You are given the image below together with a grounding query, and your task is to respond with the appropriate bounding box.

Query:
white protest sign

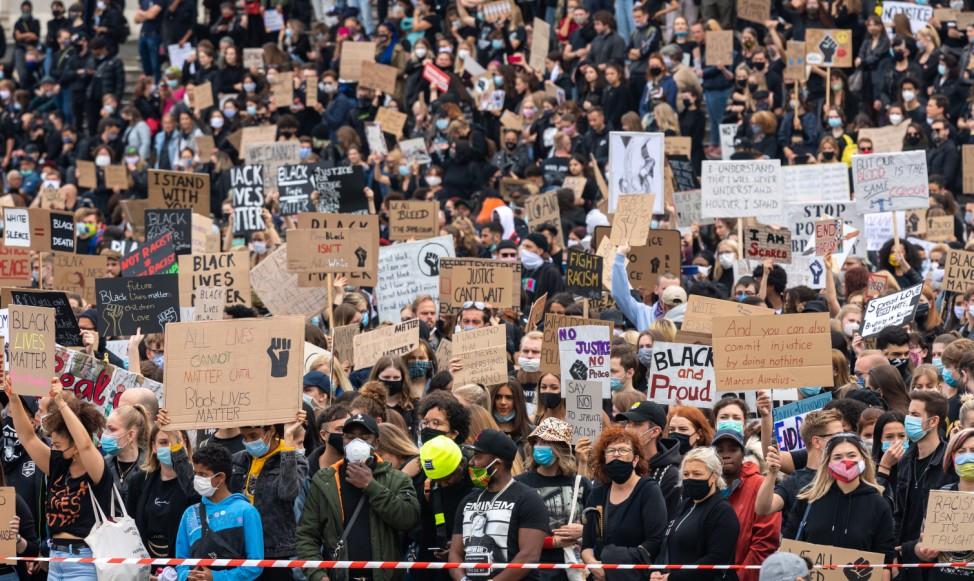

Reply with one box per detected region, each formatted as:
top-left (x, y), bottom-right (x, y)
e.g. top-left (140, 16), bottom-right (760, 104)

top-left (782, 164), bottom-right (850, 203)
top-left (167, 44), bottom-right (195, 69)
top-left (375, 236), bottom-right (455, 323)
top-left (780, 201), bottom-right (864, 258)
top-left (105, 339), bottom-right (130, 367)
top-left (647, 342), bottom-right (716, 408)
top-left (719, 124), bottom-right (737, 160)
top-left (781, 255), bottom-right (828, 290)
top-left (558, 325), bottom-right (610, 442)
top-left (772, 392), bottom-right (833, 452)
top-left (863, 212), bottom-right (907, 252)
top-left (701, 159), bottom-right (781, 218)
top-left (881, 1), bottom-right (933, 34)
top-left (2, 209), bottom-right (29, 248)
top-left (853, 151), bottom-right (928, 212)
top-left (607, 132), bottom-right (665, 214)
top-left (861, 284), bottom-right (923, 337)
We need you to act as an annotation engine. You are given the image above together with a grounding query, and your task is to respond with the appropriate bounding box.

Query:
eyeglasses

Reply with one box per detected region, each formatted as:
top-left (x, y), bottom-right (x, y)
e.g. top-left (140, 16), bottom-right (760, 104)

top-left (462, 301), bottom-right (486, 310)
top-left (420, 418), bottom-right (448, 429)
top-left (605, 447), bottom-right (634, 458)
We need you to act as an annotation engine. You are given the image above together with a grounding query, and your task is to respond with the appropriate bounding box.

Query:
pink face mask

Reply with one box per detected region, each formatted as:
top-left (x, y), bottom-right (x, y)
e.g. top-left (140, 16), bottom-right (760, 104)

top-left (828, 459), bottom-right (865, 483)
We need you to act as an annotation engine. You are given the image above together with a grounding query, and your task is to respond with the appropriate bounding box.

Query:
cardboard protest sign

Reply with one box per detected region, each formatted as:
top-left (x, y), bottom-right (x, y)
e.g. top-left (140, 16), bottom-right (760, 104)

top-left (702, 159), bottom-right (782, 218)
top-left (104, 164), bottom-right (128, 190)
top-left (0, 487), bottom-right (14, 557)
top-left (24, 209), bottom-right (73, 253)
top-left (744, 225), bottom-right (791, 264)
top-left (121, 231), bottom-right (177, 277)
top-left (609, 195), bottom-right (655, 246)
top-left (857, 124), bottom-right (909, 154)
top-left (193, 286), bottom-right (225, 321)
top-left (77, 160), bottom-right (96, 189)
top-left (772, 392), bottom-right (833, 451)
top-left (523, 191), bottom-right (564, 243)
top-left (276, 164), bottom-right (313, 216)
top-left (52, 253), bottom-right (109, 306)
top-left (198, 136), bottom-right (216, 161)
top-left (286, 214), bottom-right (379, 276)
top-left (782, 164), bottom-right (850, 204)
top-left (784, 40), bottom-right (807, 82)
top-left (437, 258), bottom-right (522, 316)
top-left (376, 107), bottom-right (407, 138)
top-left (360, 61), bottom-right (398, 94)
top-left (815, 218), bottom-right (843, 255)
top-left (269, 72), bottom-right (293, 105)
top-left (648, 342), bottom-right (716, 407)
top-left (804, 29), bottom-right (853, 67)
top-left (95, 275), bottom-right (180, 335)
top-left (622, 230), bottom-right (682, 292)
top-left (706, 31), bottom-right (734, 66)
top-left (679, 295), bottom-right (773, 343)
top-left (965, 145), bottom-right (974, 194)
top-left (53, 344), bottom-right (162, 413)
top-left (530, 18), bottom-right (551, 74)
top-left (865, 273), bottom-right (888, 300)
top-left (565, 249), bottom-right (603, 300)
top-left (779, 540), bottom-right (883, 581)
top-left (38, 181), bottom-right (68, 210)
top-left (558, 325), bottom-right (611, 440)
top-left (922, 490), bottom-right (974, 551)
top-left (927, 215), bottom-right (955, 242)
top-left (881, 1), bottom-right (933, 33)
top-left (147, 170), bottom-right (211, 216)
top-left (310, 164), bottom-right (368, 214)
top-left (229, 164), bottom-right (265, 235)
top-left (388, 200), bottom-right (439, 241)
top-left (9, 305), bottom-right (55, 396)
top-left (375, 235), bottom-right (455, 323)
top-left (608, 132), bottom-right (665, 214)
top-left (453, 324), bottom-right (507, 386)
top-left (541, 314), bottom-right (614, 375)
top-left (250, 244), bottom-right (330, 317)
top-left (332, 323), bottom-right (359, 368)
top-left (905, 208), bottom-right (927, 236)
top-left (673, 190), bottom-right (710, 229)
top-left (243, 47), bottom-right (264, 70)
top-left (164, 316), bottom-right (304, 429)
top-left (712, 313), bottom-right (832, 390)
top-left (2, 209), bottom-right (29, 248)
top-left (145, 208), bottom-right (192, 255)
top-left (853, 151), bottom-right (928, 212)
top-left (340, 41), bottom-right (376, 82)
top-left (737, 0), bottom-right (770, 22)
top-left (527, 293), bottom-right (547, 332)
top-left (4, 289), bottom-right (80, 346)
top-left (944, 249), bottom-right (974, 293)
top-left (243, 142), bottom-right (300, 194)
top-left (0, 245), bottom-right (29, 288)
top-left (352, 319), bottom-right (421, 370)
top-left (178, 250), bottom-right (251, 309)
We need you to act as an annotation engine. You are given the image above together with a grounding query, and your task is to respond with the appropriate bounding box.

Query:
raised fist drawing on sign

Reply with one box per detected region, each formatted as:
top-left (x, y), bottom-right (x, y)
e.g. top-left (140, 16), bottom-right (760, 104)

top-left (819, 35), bottom-right (838, 63)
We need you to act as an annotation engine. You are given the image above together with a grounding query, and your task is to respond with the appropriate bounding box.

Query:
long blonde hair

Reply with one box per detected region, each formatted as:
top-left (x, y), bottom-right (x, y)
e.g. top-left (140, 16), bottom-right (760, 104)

top-left (797, 434), bottom-right (883, 502)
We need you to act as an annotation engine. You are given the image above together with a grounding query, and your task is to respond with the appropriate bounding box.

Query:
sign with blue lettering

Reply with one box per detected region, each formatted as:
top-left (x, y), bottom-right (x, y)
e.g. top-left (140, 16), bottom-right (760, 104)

top-left (772, 392), bottom-right (833, 452)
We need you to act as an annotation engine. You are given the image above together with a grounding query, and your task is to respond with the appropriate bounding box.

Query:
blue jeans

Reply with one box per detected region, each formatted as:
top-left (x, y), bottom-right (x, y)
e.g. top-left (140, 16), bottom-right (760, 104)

top-left (615, 0), bottom-right (635, 42)
top-left (0, 570), bottom-right (18, 581)
top-left (48, 547), bottom-right (97, 581)
top-left (704, 87), bottom-right (732, 145)
top-left (139, 34), bottom-right (162, 81)
top-left (57, 87), bottom-right (74, 125)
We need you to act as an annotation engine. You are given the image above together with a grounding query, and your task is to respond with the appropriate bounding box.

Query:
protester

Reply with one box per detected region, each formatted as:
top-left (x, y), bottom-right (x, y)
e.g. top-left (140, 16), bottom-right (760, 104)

top-left (615, 401), bottom-right (682, 519)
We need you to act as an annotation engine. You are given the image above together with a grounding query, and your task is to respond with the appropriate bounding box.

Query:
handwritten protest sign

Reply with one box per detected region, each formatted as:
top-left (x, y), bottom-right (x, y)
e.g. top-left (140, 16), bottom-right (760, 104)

top-left (804, 29), bottom-right (853, 67)
top-left (52, 253), bottom-right (108, 306)
top-left (965, 145), bottom-right (974, 194)
top-left (853, 151), bottom-right (929, 212)
top-left (121, 231), bottom-right (177, 277)
top-left (673, 190), bottom-right (710, 229)
top-left (51, 344), bottom-right (160, 414)
top-left (0, 245), bottom-right (29, 288)
top-left (815, 218), bottom-right (843, 255)
top-left (193, 286), bottom-right (225, 321)
top-left (648, 342), bottom-right (716, 407)
top-left (865, 273), bottom-right (888, 301)
top-left (164, 316), bottom-right (304, 429)
top-left (785, 40), bottom-right (807, 82)
top-left (559, 325), bottom-right (611, 440)
top-left (922, 490), bottom-right (974, 551)
top-left (701, 160), bottom-right (781, 218)
top-left (905, 208), bottom-right (927, 236)
top-left (705, 31), bottom-right (734, 66)
top-left (388, 200), bottom-right (439, 241)
top-left (332, 323), bottom-right (359, 368)
top-left (623, 230), bottom-right (682, 292)
top-left (178, 250), bottom-right (251, 309)
top-left (607, 132), bottom-right (665, 214)
top-left (541, 314), bottom-right (614, 375)
top-left (2, 209), bottom-right (29, 248)
top-left (927, 215), bottom-right (955, 242)
top-left (77, 160), bottom-right (96, 189)
top-left (0, 487), bottom-right (14, 557)
top-left (861, 284), bottom-right (923, 337)
top-left (523, 191), bottom-right (564, 243)
top-left (881, 1), bottom-right (933, 33)
top-left (712, 313), bottom-right (832, 390)
top-left (352, 319), bottom-right (420, 370)
top-left (286, 215), bottom-right (379, 277)
top-left (340, 41), bottom-right (376, 82)
top-left (147, 170), bottom-right (210, 216)
top-left (310, 164), bottom-right (368, 214)
top-left (782, 164), bottom-right (850, 203)
top-left (145, 208), bottom-right (192, 255)
top-left (744, 225), bottom-right (791, 263)
top-left (5, 289), bottom-right (81, 346)
top-left (9, 305), bottom-right (55, 396)
top-left (737, 0), bottom-right (770, 22)
top-left (243, 141), bottom-right (300, 195)
top-left (276, 164), bottom-right (313, 216)
top-left (375, 236), bottom-right (454, 323)
top-left (360, 61), bottom-right (398, 94)
top-left (103, 164), bottom-right (128, 190)
top-left (863, 212), bottom-right (906, 251)
top-left (453, 324), bottom-right (507, 386)
top-left (95, 275), bottom-right (180, 335)
top-left (250, 245), bottom-right (329, 317)
top-left (565, 249), bottom-right (603, 299)
top-left (228, 165), bottom-right (264, 235)
top-left (437, 258), bottom-right (522, 316)
top-left (944, 249), bottom-right (974, 293)
top-left (772, 392), bottom-right (833, 451)
top-left (779, 540), bottom-right (883, 581)
top-left (24, 209), bottom-right (73, 253)
top-left (609, 195), bottom-right (655, 246)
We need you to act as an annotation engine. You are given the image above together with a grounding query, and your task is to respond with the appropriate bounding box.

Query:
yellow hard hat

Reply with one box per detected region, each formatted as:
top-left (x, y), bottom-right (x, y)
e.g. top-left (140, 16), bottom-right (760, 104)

top-left (420, 435), bottom-right (462, 480)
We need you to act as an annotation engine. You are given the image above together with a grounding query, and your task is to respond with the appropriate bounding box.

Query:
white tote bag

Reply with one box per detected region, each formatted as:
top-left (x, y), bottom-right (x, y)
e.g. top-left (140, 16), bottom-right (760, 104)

top-left (563, 475), bottom-right (586, 581)
top-left (85, 484), bottom-right (150, 581)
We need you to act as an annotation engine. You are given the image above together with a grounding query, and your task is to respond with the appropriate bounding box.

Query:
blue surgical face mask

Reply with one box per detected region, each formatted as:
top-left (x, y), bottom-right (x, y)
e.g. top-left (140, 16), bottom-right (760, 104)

top-left (610, 377), bottom-right (625, 392)
top-left (156, 446), bottom-right (173, 467)
top-left (716, 420), bottom-right (744, 435)
top-left (493, 410), bottom-right (516, 423)
top-left (737, 292), bottom-right (748, 302)
top-left (881, 439), bottom-right (908, 453)
top-left (299, 146), bottom-right (312, 159)
top-left (167, 79), bottom-right (178, 89)
top-left (933, 357), bottom-right (944, 373)
top-left (100, 432), bottom-right (120, 455)
top-left (493, 75), bottom-right (504, 86)
top-left (398, 164), bottom-right (411, 177)
top-left (152, 354), bottom-right (164, 369)
top-left (302, 393), bottom-right (314, 407)
top-left (244, 436), bottom-right (270, 457)
top-left (828, 117), bottom-right (843, 128)
top-left (360, 311), bottom-right (370, 327)
top-left (799, 386), bottom-right (823, 397)
top-left (492, 39), bottom-right (504, 50)
top-left (637, 347), bottom-right (653, 367)
top-left (904, 415), bottom-right (929, 442)
top-left (532, 444), bottom-right (555, 466)
top-left (435, 118), bottom-right (449, 131)
top-left (944, 368), bottom-right (961, 388)
top-left (223, 107), bottom-right (237, 119)
top-left (244, 82), bottom-right (256, 93)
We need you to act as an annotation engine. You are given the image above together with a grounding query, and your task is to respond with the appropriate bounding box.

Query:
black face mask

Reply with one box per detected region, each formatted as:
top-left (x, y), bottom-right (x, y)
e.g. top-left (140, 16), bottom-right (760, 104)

top-left (603, 459), bottom-right (635, 484)
top-left (752, 61), bottom-right (766, 71)
top-left (821, 151), bottom-right (836, 161)
top-left (649, 66), bottom-right (663, 76)
top-left (682, 477), bottom-right (712, 501)
top-left (894, 51), bottom-right (907, 62)
top-left (748, 83), bottom-right (759, 92)
top-left (505, 141), bottom-right (517, 151)
top-left (539, 392), bottom-right (563, 409)
top-left (905, 135), bottom-right (921, 146)
top-left (327, 432), bottom-right (345, 452)
top-left (420, 427), bottom-right (448, 444)
top-left (671, 432), bottom-right (693, 454)
top-left (383, 379), bottom-right (404, 395)
top-left (736, 79), bottom-right (747, 88)
top-left (914, 303), bottom-right (930, 323)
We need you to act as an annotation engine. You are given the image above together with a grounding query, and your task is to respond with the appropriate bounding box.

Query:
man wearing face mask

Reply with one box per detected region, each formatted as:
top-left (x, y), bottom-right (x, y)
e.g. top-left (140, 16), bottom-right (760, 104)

top-left (616, 401), bottom-right (682, 520)
top-left (520, 233), bottom-right (565, 305)
top-left (297, 413), bottom-right (420, 581)
top-left (449, 429), bottom-right (549, 581)
top-left (515, 331), bottom-right (543, 408)
top-left (176, 445), bottom-right (264, 581)
top-left (84, 36), bottom-right (123, 135)
top-left (877, 326), bottom-right (914, 384)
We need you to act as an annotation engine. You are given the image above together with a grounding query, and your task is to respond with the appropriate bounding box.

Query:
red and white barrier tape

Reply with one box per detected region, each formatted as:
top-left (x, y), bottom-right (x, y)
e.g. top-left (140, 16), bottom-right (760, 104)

top-left (7, 559), bottom-right (974, 570)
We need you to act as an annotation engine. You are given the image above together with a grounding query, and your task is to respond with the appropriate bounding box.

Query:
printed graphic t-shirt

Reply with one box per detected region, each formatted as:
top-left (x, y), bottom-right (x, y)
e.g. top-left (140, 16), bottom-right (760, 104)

top-left (46, 449), bottom-right (115, 538)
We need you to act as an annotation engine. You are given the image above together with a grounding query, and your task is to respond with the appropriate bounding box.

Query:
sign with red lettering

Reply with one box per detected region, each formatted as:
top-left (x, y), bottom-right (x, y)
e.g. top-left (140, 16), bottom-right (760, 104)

top-left (120, 231), bottom-right (177, 277)
top-left (53, 345), bottom-right (163, 415)
top-left (853, 151), bottom-right (929, 213)
top-left (423, 62), bottom-right (450, 92)
top-left (744, 224), bottom-right (792, 264)
top-left (648, 342), bottom-right (716, 407)
top-left (815, 218), bottom-right (843, 256)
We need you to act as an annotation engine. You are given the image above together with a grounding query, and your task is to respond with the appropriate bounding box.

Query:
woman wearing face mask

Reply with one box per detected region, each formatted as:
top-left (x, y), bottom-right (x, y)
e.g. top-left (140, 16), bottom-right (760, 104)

top-left (856, 15), bottom-right (891, 114)
top-left (533, 372), bottom-right (567, 424)
top-left (837, 304), bottom-right (863, 343)
top-left (369, 355), bottom-right (419, 434)
top-left (489, 380), bottom-right (533, 447)
top-left (665, 407), bottom-right (714, 455)
top-left (403, 342), bottom-right (437, 398)
top-left (910, 428), bottom-right (974, 576)
top-left (582, 427), bottom-right (667, 581)
top-left (872, 411), bottom-right (907, 512)
top-left (124, 417), bottom-right (197, 566)
top-left (821, 109), bottom-right (855, 164)
top-left (231, 411), bottom-right (309, 580)
top-left (518, 418), bottom-right (590, 581)
top-left (404, 40), bottom-right (433, 105)
top-left (710, 239), bottom-right (739, 295)
top-left (713, 397), bottom-right (749, 437)
top-left (102, 404), bottom-right (151, 500)
top-left (783, 434), bottom-right (895, 560)
top-left (878, 238), bottom-right (924, 289)
top-left (651, 448), bottom-right (739, 581)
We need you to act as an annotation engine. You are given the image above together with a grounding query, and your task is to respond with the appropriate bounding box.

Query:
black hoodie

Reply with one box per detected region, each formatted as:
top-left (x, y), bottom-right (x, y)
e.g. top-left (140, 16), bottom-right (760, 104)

top-left (785, 481), bottom-right (896, 560)
top-left (648, 437), bottom-right (682, 522)
top-left (663, 492), bottom-right (740, 581)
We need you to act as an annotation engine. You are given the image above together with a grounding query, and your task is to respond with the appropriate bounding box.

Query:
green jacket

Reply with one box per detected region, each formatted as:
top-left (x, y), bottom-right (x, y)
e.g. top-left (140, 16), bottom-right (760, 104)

top-left (296, 459), bottom-right (420, 581)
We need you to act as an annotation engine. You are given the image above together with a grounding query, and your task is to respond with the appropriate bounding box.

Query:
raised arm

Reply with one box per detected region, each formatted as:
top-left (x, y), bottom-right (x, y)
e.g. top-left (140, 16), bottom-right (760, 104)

top-left (50, 380), bottom-right (106, 484)
top-left (3, 377), bottom-right (51, 474)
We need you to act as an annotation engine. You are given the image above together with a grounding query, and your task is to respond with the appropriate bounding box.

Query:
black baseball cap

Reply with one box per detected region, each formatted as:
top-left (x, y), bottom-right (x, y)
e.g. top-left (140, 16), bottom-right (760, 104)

top-left (712, 427), bottom-right (745, 449)
top-left (614, 401), bottom-right (667, 427)
top-left (471, 429), bottom-right (518, 462)
top-left (343, 413), bottom-right (379, 436)
top-left (303, 371), bottom-right (331, 394)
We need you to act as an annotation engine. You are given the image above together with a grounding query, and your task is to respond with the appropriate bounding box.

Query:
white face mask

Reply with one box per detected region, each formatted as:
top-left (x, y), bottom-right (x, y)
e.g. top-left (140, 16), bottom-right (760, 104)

top-left (718, 252), bottom-right (735, 269)
top-left (889, 113), bottom-right (903, 125)
top-left (95, 155), bottom-right (111, 167)
top-left (210, 117), bottom-right (224, 129)
top-left (416, 47), bottom-right (428, 58)
top-left (193, 475), bottom-right (217, 497)
top-left (518, 357), bottom-right (540, 373)
top-left (458, 49), bottom-right (470, 59)
top-left (902, 90), bottom-right (916, 103)
top-left (426, 175), bottom-right (441, 186)
top-left (520, 249), bottom-right (544, 269)
top-left (344, 438), bottom-right (372, 463)
top-left (843, 322), bottom-right (859, 337)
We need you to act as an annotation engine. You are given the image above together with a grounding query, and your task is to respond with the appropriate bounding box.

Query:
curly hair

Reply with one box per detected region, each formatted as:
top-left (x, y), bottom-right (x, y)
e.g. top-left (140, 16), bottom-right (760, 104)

top-left (418, 390), bottom-right (471, 444)
top-left (351, 382), bottom-right (389, 421)
top-left (590, 426), bottom-right (647, 485)
top-left (43, 393), bottom-right (107, 442)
